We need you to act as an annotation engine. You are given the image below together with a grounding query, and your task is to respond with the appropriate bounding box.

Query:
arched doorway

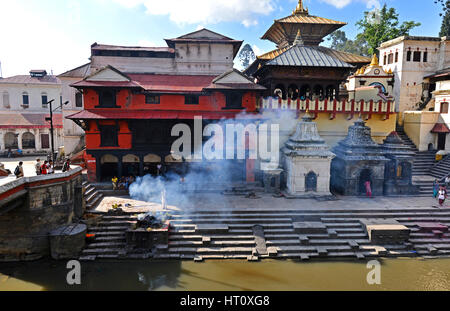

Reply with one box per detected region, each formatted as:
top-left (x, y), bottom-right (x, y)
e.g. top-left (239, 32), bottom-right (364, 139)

top-left (358, 169), bottom-right (372, 194)
top-left (325, 85), bottom-right (335, 100)
top-left (4, 132), bottom-right (18, 149)
top-left (305, 171), bottom-right (317, 192)
top-left (143, 154), bottom-right (162, 176)
top-left (22, 132), bottom-right (35, 149)
top-left (299, 85), bottom-right (311, 100)
top-left (100, 154), bottom-right (119, 181)
top-left (273, 84), bottom-right (286, 100)
top-left (313, 85), bottom-right (324, 100)
top-left (123, 154), bottom-right (139, 177)
top-left (287, 84), bottom-right (299, 100)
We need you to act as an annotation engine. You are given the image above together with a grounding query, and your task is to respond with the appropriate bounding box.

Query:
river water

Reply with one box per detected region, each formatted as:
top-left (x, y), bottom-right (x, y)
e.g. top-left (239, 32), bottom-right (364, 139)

top-left (0, 258), bottom-right (449, 291)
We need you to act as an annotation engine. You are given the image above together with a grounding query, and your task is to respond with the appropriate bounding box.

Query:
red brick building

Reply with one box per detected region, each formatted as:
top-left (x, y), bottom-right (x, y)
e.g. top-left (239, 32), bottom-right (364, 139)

top-left (67, 29), bottom-right (265, 182)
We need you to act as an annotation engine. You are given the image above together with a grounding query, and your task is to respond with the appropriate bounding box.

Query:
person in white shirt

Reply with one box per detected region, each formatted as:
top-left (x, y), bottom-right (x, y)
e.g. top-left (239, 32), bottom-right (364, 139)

top-left (438, 186), bottom-right (447, 207)
top-left (35, 159), bottom-right (41, 175)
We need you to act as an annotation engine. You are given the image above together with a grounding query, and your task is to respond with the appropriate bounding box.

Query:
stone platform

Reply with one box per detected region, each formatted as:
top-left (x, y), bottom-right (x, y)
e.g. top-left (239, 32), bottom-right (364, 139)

top-left (79, 193), bottom-right (450, 262)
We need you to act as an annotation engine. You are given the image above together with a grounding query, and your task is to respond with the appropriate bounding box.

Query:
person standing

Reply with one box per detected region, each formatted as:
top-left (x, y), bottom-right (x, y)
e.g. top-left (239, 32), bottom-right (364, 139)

top-left (445, 175), bottom-right (450, 188)
top-left (365, 180), bottom-right (372, 198)
top-left (62, 159), bottom-right (71, 172)
top-left (112, 176), bottom-right (118, 190)
top-left (14, 162), bottom-right (24, 178)
top-left (41, 161), bottom-right (48, 175)
top-left (35, 159), bottom-right (42, 176)
top-left (47, 160), bottom-right (54, 174)
top-left (438, 186), bottom-right (448, 207)
top-left (433, 180), bottom-right (440, 198)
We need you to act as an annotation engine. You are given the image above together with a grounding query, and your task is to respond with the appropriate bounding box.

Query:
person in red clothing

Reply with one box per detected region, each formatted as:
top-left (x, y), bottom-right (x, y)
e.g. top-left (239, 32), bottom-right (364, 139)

top-left (365, 180), bottom-right (372, 198)
top-left (41, 160), bottom-right (48, 175)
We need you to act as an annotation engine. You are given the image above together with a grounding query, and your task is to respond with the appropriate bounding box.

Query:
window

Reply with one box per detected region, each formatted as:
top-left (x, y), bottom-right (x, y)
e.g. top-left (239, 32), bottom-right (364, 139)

top-left (413, 51), bottom-right (421, 62)
top-left (42, 93), bottom-right (48, 108)
top-left (225, 92), bottom-right (243, 109)
top-left (75, 91), bottom-right (83, 108)
top-left (22, 92), bottom-right (29, 108)
top-left (388, 53), bottom-right (394, 64)
top-left (97, 90), bottom-right (117, 108)
top-left (383, 55), bottom-right (387, 65)
top-left (2, 92), bottom-right (10, 109)
top-left (185, 95), bottom-right (199, 105)
top-left (100, 125), bottom-right (119, 147)
top-left (41, 134), bottom-right (50, 149)
top-left (423, 51), bottom-right (428, 62)
top-left (395, 52), bottom-right (399, 63)
top-left (441, 102), bottom-right (449, 114)
top-left (406, 51), bottom-right (412, 61)
top-left (145, 95), bottom-right (160, 105)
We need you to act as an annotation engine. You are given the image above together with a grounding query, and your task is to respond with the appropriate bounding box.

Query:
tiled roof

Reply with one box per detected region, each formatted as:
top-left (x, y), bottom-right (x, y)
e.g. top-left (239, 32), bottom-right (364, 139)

top-left (0, 75), bottom-right (60, 85)
top-left (91, 44), bottom-right (175, 53)
top-left (276, 14), bottom-right (346, 25)
top-left (257, 46), bottom-right (370, 64)
top-left (266, 45), bottom-right (353, 68)
top-left (0, 113), bottom-right (63, 129)
top-left (66, 110), bottom-right (260, 120)
top-left (58, 63), bottom-right (91, 78)
top-left (129, 74), bottom-right (217, 93)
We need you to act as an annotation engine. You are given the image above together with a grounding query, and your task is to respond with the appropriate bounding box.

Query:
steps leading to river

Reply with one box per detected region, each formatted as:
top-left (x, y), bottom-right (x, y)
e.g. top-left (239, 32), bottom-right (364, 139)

top-left (79, 207), bottom-right (450, 262)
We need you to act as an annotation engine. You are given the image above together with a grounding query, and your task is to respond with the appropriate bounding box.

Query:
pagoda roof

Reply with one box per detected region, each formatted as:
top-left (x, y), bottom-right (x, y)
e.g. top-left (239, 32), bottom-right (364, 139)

top-left (257, 46), bottom-right (370, 64)
top-left (261, 1), bottom-right (346, 47)
top-left (265, 45), bottom-right (354, 68)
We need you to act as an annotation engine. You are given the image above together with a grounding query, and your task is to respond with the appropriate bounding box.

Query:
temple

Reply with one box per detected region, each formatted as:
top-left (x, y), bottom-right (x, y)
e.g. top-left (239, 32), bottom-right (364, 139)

top-left (67, 29), bottom-right (265, 182)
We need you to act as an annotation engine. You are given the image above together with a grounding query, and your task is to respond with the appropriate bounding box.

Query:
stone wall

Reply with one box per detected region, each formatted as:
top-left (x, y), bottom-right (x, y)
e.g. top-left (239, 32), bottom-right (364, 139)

top-left (0, 167), bottom-right (83, 261)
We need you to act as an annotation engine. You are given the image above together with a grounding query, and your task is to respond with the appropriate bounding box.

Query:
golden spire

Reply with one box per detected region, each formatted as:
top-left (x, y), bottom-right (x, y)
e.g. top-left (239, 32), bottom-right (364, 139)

top-left (370, 54), bottom-right (379, 67)
top-left (293, 0), bottom-right (308, 15)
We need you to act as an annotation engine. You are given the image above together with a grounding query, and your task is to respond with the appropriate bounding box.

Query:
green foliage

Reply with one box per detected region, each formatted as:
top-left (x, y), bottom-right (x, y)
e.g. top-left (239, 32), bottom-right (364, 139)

top-left (436, 0), bottom-right (450, 36)
top-left (356, 4), bottom-right (421, 55)
top-left (327, 30), bottom-right (370, 57)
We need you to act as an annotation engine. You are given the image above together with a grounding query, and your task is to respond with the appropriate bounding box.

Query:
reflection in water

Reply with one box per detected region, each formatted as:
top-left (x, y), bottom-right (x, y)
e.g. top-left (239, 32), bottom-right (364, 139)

top-left (0, 258), bottom-right (449, 291)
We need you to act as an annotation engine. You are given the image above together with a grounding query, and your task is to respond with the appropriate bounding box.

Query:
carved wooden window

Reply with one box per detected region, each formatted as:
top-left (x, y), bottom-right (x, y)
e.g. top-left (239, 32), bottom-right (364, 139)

top-left (75, 91), bottom-right (83, 107)
top-left (185, 95), bottom-right (199, 105)
top-left (145, 95), bottom-right (160, 105)
top-left (100, 125), bottom-right (119, 147)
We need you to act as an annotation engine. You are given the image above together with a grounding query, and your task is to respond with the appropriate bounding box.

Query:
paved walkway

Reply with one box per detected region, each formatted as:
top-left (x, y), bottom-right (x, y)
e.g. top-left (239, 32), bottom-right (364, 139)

top-left (93, 192), bottom-right (449, 214)
top-left (0, 156), bottom-right (74, 187)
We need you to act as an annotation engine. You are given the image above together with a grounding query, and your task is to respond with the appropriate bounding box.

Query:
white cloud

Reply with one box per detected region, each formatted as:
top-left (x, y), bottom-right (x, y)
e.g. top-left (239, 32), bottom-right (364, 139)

top-left (252, 45), bottom-right (264, 56)
top-left (320, 0), bottom-right (381, 9)
top-left (137, 39), bottom-right (156, 47)
top-left (112, 0), bottom-right (276, 27)
top-left (0, 2), bottom-right (89, 77)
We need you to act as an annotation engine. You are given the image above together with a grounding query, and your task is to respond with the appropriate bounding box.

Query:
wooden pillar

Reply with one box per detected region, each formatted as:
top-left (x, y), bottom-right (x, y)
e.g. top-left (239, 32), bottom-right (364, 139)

top-left (139, 155), bottom-right (144, 176)
top-left (95, 155), bottom-right (102, 182)
top-left (118, 156), bottom-right (123, 178)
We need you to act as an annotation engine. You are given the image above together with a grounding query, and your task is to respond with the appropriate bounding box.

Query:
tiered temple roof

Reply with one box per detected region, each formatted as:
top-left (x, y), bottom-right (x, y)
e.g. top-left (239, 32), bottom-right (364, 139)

top-left (262, 0), bottom-right (347, 48)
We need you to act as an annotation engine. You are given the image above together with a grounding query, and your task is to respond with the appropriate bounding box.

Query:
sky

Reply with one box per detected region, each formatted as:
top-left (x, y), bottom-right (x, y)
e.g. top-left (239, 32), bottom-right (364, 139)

top-left (0, 0), bottom-right (443, 77)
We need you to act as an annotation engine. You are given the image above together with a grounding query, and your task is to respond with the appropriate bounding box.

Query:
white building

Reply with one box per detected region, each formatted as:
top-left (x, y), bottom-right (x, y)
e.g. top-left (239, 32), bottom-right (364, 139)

top-left (0, 70), bottom-right (64, 155)
top-left (58, 63), bottom-right (90, 155)
top-left (379, 36), bottom-right (450, 112)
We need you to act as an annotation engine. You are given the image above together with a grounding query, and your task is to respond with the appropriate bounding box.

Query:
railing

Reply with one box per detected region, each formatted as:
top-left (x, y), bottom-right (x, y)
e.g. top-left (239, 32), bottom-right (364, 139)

top-left (258, 97), bottom-right (396, 120)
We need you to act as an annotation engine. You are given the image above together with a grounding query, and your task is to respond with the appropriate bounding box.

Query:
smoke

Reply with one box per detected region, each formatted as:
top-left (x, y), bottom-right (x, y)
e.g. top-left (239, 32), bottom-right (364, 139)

top-left (128, 108), bottom-right (300, 210)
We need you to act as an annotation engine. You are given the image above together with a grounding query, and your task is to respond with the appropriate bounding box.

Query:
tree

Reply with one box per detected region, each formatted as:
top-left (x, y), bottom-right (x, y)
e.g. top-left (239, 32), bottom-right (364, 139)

top-left (435, 0), bottom-right (450, 36)
top-left (237, 44), bottom-right (256, 70)
top-left (327, 30), bottom-right (370, 57)
top-left (356, 4), bottom-right (421, 55)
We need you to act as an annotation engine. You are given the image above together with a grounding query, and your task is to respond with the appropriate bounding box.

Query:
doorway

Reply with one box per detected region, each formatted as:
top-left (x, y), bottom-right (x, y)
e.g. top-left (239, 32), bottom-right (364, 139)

top-left (305, 171), bottom-right (317, 192)
top-left (359, 169), bottom-right (372, 194)
top-left (438, 133), bottom-right (447, 150)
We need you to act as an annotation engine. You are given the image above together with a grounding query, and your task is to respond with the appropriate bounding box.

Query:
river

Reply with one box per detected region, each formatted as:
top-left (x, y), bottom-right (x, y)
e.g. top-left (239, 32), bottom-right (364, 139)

top-left (0, 258), bottom-right (449, 291)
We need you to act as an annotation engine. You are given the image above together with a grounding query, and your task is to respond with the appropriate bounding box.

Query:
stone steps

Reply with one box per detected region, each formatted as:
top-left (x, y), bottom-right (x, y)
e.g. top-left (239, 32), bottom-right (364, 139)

top-left (80, 207), bottom-right (450, 262)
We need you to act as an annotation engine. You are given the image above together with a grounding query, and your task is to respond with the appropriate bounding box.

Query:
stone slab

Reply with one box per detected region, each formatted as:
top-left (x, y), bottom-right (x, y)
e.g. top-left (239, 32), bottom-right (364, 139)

top-left (360, 219), bottom-right (410, 243)
top-left (196, 224), bottom-right (229, 234)
top-left (417, 223), bottom-right (448, 232)
top-left (293, 222), bottom-right (328, 234)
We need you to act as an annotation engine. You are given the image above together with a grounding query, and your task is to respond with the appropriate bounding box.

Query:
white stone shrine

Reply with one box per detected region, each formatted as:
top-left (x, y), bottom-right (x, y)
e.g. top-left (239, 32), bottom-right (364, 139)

top-left (282, 112), bottom-right (335, 197)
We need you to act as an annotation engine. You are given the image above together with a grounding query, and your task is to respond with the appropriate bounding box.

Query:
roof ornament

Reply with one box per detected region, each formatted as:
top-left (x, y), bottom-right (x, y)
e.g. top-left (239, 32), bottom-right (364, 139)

top-left (370, 54), bottom-right (379, 67)
top-left (293, 29), bottom-right (304, 46)
top-left (293, 0), bottom-right (308, 15)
